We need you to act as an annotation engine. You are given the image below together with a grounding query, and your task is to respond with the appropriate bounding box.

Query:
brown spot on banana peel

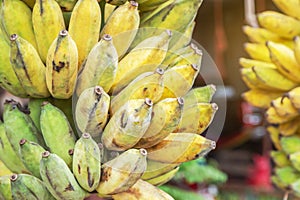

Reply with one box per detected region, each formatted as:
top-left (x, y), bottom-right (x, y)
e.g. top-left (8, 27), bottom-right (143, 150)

top-left (64, 183), bottom-right (74, 191)
top-left (101, 167), bottom-right (112, 182)
top-left (19, 138), bottom-right (27, 145)
top-left (87, 166), bottom-right (94, 188)
top-left (120, 110), bottom-right (128, 128)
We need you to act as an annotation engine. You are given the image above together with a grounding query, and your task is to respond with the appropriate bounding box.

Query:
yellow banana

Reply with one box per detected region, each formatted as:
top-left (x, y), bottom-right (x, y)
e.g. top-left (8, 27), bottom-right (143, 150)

top-left (101, 1), bottom-right (139, 58)
top-left (135, 97), bottom-right (184, 148)
top-left (102, 99), bottom-right (153, 151)
top-left (75, 34), bottom-right (118, 96)
top-left (111, 30), bottom-right (171, 94)
top-left (267, 126), bottom-right (282, 150)
top-left (32, 0), bottom-right (65, 62)
top-left (0, 0), bottom-right (37, 49)
top-left (10, 34), bottom-right (50, 98)
top-left (244, 42), bottom-right (271, 62)
top-left (271, 95), bottom-right (299, 118)
top-left (266, 106), bottom-right (296, 124)
top-left (110, 69), bottom-right (164, 115)
top-left (169, 21), bottom-right (196, 51)
top-left (183, 84), bottom-right (216, 105)
top-left (272, 0), bottom-right (300, 20)
top-left (68, 0), bottom-right (101, 69)
top-left (242, 89), bottom-right (283, 109)
top-left (267, 41), bottom-right (300, 83)
top-left (293, 35), bottom-right (300, 65)
top-left (146, 132), bottom-right (216, 164)
top-left (104, 3), bottom-right (116, 22)
top-left (146, 166), bottom-right (179, 186)
top-left (96, 149), bottom-right (147, 195)
top-left (21, 0), bottom-right (35, 8)
top-left (142, 159), bottom-right (179, 180)
top-left (257, 10), bottom-right (300, 39)
top-left (46, 30), bottom-right (78, 99)
top-left (271, 151), bottom-right (291, 168)
top-left (239, 57), bottom-right (276, 69)
top-left (288, 86), bottom-right (300, 109)
top-left (279, 117), bottom-right (300, 136)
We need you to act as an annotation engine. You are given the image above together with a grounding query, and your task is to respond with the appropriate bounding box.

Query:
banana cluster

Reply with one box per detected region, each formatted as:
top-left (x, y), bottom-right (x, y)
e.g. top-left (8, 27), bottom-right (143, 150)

top-left (240, 0), bottom-right (300, 196)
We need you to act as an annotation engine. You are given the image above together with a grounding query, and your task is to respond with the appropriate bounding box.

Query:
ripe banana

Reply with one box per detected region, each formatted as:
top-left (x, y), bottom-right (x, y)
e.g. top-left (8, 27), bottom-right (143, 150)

top-left (102, 98), bottom-right (153, 151)
top-left (135, 97), bottom-right (184, 148)
top-left (242, 89), bottom-right (283, 109)
top-left (104, 3), bottom-right (116, 22)
top-left (288, 86), bottom-right (300, 109)
top-left (40, 151), bottom-right (87, 200)
top-left (75, 86), bottom-right (110, 141)
top-left (271, 96), bottom-right (299, 118)
top-left (272, 0), bottom-right (300, 20)
top-left (96, 148), bottom-right (147, 195)
top-left (161, 44), bottom-right (195, 68)
top-left (40, 101), bottom-right (76, 168)
top-left (75, 34), bottom-right (118, 96)
top-left (167, 45), bottom-right (202, 68)
top-left (10, 173), bottom-right (55, 200)
top-left (290, 152), bottom-right (300, 172)
top-left (46, 30), bottom-right (78, 99)
top-left (239, 57), bottom-right (276, 69)
top-left (9, 34), bottom-right (50, 98)
top-left (110, 69), bottom-right (164, 114)
top-left (270, 151), bottom-right (291, 167)
top-left (266, 106), bottom-right (296, 124)
top-left (169, 21), bottom-right (195, 52)
top-left (142, 159), bottom-right (179, 180)
top-left (244, 43), bottom-right (271, 62)
top-left (32, 0), bottom-right (65, 62)
top-left (146, 166), bottom-right (179, 186)
top-left (267, 126), bottom-right (282, 150)
top-left (278, 117), bottom-right (300, 136)
top-left (293, 35), bottom-right (300, 65)
top-left (0, 175), bottom-right (12, 200)
top-left (73, 133), bottom-right (101, 192)
top-left (280, 135), bottom-right (300, 155)
top-left (138, 0), bottom-right (169, 12)
top-left (68, 0), bottom-right (101, 68)
top-left (146, 132), bottom-right (216, 163)
top-left (19, 139), bottom-right (46, 179)
top-left (183, 84), bottom-right (216, 106)
top-left (111, 30), bottom-right (171, 94)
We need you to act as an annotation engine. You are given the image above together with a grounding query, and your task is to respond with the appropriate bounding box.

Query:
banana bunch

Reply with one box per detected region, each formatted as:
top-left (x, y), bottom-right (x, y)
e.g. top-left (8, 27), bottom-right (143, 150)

top-left (0, 0), bottom-right (219, 198)
top-left (240, 0), bottom-right (300, 196)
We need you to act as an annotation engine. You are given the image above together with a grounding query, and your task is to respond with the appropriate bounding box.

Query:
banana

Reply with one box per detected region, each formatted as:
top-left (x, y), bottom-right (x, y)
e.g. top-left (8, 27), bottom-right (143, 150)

top-left (96, 148), bottom-right (147, 195)
top-left (40, 151), bottom-right (87, 200)
top-left (257, 10), bottom-right (300, 39)
top-left (146, 166), bottom-right (179, 186)
top-left (167, 45), bottom-right (202, 68)
top-left (21, 0), bottom-right (35, 8)
top-left (32, 0), bottom-right (65, 62)
top-left (75, 86), bottom-right (110, 141)
top-left (110, 69), bottom-right (164, 115)
top-left (104, 3), bottom-right (116, 22)
top-left (183, 84), bottom-right (216, 106)
top-left (159, 64), bottom-right (199, 99)
top-left (138, 0), bottom-right (169, 12)
top-left (135, 97), bottom-right (184, 148)
top-left (275, 166), bottom-right (300, 187)
top-left (105, 0), bottom-right (126, 5)
top-left (111, 30), bottom-right (171, 94)
top-left (112, 179), bottom-right (174, 200)
top-left (288, 86), bottom-right (300, 109)
top-left (272, 0), bottom-right (300, 20)
top-left (271, 175), bottom-right (288, 190)
top-left (28, 98), bottom-right (46, 132)
top-left (142, 159), bottom-right (179, 180)
top-left (0, 121), bottom-right (29, 174)
top-left (0, 160), bottom-right (12, 176)
top-left (267, 41), bottom-right (300, 83)
top-left (291, 179), bottom-right (300, 197)
top-left (242, 89), bottom-right (283, 109)
top-left (40, 101), bottom-right (76, 168)
top-left (46, 30), bottom-right (78, 99)
top-left (56, 0), bottom-right (77, 11)
top-left (102, 98), bottom-right (153, 151)
top-left (9, 34), bottom-right (50, 98)
top-left (293, 36), bottom-right (300, 65)
top-left (161, 44), bottom-right (195, 68)
top-left (270, 150), bottom-right (291, 167)
top-left (19, 139), bottom-right (46, 179)
top-left (244, 43), bottom-right (271, 62)
top-left (0, 175), bottom-right (12, 200)
top-left (280, 135), bottom-right (300, 155)
top-left (175, 103), bottom-right (218, 134)
top-left (146, 132), bottom-right (216, 164)
top-left (0, 0), bottom-right (37, 48)
top-left (271, 95), bottom-right (299, 118)
top-left (169, 20), bottom-right (195, 51)
top-left (279, 117), bottom-right (300, 136)
top-left (239, 57), bottom-right (276, 69)
top-left (101, 1), bottom-right (139, 58)
top-left (267, 126), bottom-right (282, 150)
top-left (266, 106), bottom-right (296, 124)
top-left (10, 173), bottom-right (55, 200)
top-left (73, 133), bottom-right (101, 192)
top-left (289, 152), bottom-right (300, 172)
top-left (68, 0), bottom-right (101, 69)
top-left (75, 34), bottom-right (118, 96)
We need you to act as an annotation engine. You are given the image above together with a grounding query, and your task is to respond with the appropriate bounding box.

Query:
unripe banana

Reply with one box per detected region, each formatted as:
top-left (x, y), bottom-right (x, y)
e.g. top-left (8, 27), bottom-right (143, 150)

top-left (271, 175), bottom-right (288, 190)
top-left (10, 173), bottom-right (55, 200)
top-left (146, 166), bottom-right (179, 186)
top-left (146, 132), bottom-right (216, 163)
top-left (289, 152), bottom-right (300, 172)
top-left (244, 43), bottom-right (271, 62)
top-left (270, 151), bottom-right (291, 167)
top-left (40, 151), bottom-right (87, 200)
top-left (275, 166), bottom-right (300, 189)
top-left (138, 0), bottom-right (169, 12)
top-left (110, 69), bottom-right (164, 115)
top-left (75, 86), bottom-right (110, 141)
top-left (46, 30), bottom-right (78, 99)
top-left (169, 21), bottom-right (195, 52)
top-left (101, 1), bottom-right (139, 58)
top-left (75, 34), bottom-right (118, 96)
top-left (19, 139), bottom-right (46, 179)
top-left (32, 0), bottom-right (65, 62)
top-left (135, 97), bottom-right (184, 148)
top-left (28, 98), bottom-right (46, 132)
top-left (0, 175), bottom-right (12, 200)
top-left (96, 148), bottom-right (147, 195)
top-left (280, 135), bottom-right (300, 155)
top-left (102, 99), bottom-right (153, 151)
top-left (142, 159), bottom-right (179, 180)
top-left (0, 160), bottom-right (12, 176)
top-left (9, 34), bottom-right (50, 98)
top-left (161, 44), bottom-right (194, 68)
top-left (242, 89), bottom-right (283, 109)
top-left (68, 0), bottom-right (101, 68)
top-left (272, 0), bottom-right (300, 20)
top-left (73, 133), bottom-right (101, 192)
top-left (20, 0), bottom-right (35, 8)
top-left (40, 101), bottom-right (76, 168)
top-left (291, 179), bottom-right (300, 197)
top-left (183, 84), bottom-right (216, 105)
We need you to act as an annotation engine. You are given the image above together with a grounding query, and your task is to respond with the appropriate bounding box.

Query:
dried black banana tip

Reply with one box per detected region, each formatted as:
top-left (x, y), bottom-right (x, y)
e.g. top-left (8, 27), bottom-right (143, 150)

top-left (98, 143), bottom-right (104, 150)
top-left (156, 68), bottom-right (164, 75)
top-left (94, 86), bottom-right (103, 95)
top-left (10, 34), bottom-right (18, 41)
top-left (10, 174), bottom-right (18, 182)
top-left (82, 133), bottom-right (91, 139)
top-left (144, 98), bottom-right (153, 107)
top-left (130, 1), bottom-right (138, 7)
top-left (103, 34), bottom-right (112, 41)
top-left (60, 30), bottom-right (68, 36)
top-left (42, 151), bottom-right (50, 158)
top-left (68, 149), bottom-right (74, 155)
top-left (191, 64), bottom-right (199, 71)
top-left (19, 138), bottom-right (27, 145)
top-left (177, 97), bottom-right (184, 105)
top-left (139, 148), bottom-right (147, 156)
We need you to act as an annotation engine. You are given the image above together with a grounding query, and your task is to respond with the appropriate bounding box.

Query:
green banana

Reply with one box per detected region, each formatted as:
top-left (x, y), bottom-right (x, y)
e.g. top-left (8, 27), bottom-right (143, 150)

top-left (101, 1), bottom-right (139, 58)
top-left (20, 0), bottom-right (35, 8)
top-left (73, 133), bottom-right (101, 192)
top-left (280, 135), bottom-right (300, 155)
top-left (40, 151), bottom-right (87, 200)
top-left (289, 152), bottom-right (300, 172)
top-left (10, 173), bottom-right (55, 200)
top-left (183, 84), bottom-right (216, 106)
top-left (102, 98), bottom-right (153, 151)
top-left (9, 34), bottom-right (50, 98)
top-left (146, 132), bottom-right (216, 163)
top-left (270, 150), bottom-right (291, 167)
top-left (28, 98), bottom-right (46, 132)
top-left (110, 69), bottom-right (164, 115)
top-left (19, 139), bottom-right (46, 179)
top-left (75, 86), bottom-right (110, 141)
top-left (271, 175), bottom-right (288, 190)
top-left (111, 30), bottom-right (171, 94)
top-left (40, 101), bottom-right (76, 168)
top-left (291, 179), bottom-right (300, 197)
top-left (32, 0), bottom-right (65, 62)
top-left (96, 148), bottom-right (147, 195)
top-left (46, 30), bottom-right (78, 99)
top-left (169, 21), bottom-right (195, 51)
top-left (135, 97), bottom-right (184, 148)
top-left (275, 166), bottom-right (300, 187)
top-left (142, 159), bottom-right (179, 180)
top-left (138, 0), bottom-right (169, 12)
top-left (75, 34), bottom-right (118, 96)
top-left (0, 175), bottom-right (12, 200)
top-left (146, 166), bottom-right (179, 186)
top-left (68, 0), bottom-right (101, 68)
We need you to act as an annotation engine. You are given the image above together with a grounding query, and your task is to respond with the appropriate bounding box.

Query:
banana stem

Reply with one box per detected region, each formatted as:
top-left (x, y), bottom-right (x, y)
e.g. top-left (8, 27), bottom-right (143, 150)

top-left (99, 0), bottom-right (106, 31)
top-left (283, 192), bottom-right (289, 200)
